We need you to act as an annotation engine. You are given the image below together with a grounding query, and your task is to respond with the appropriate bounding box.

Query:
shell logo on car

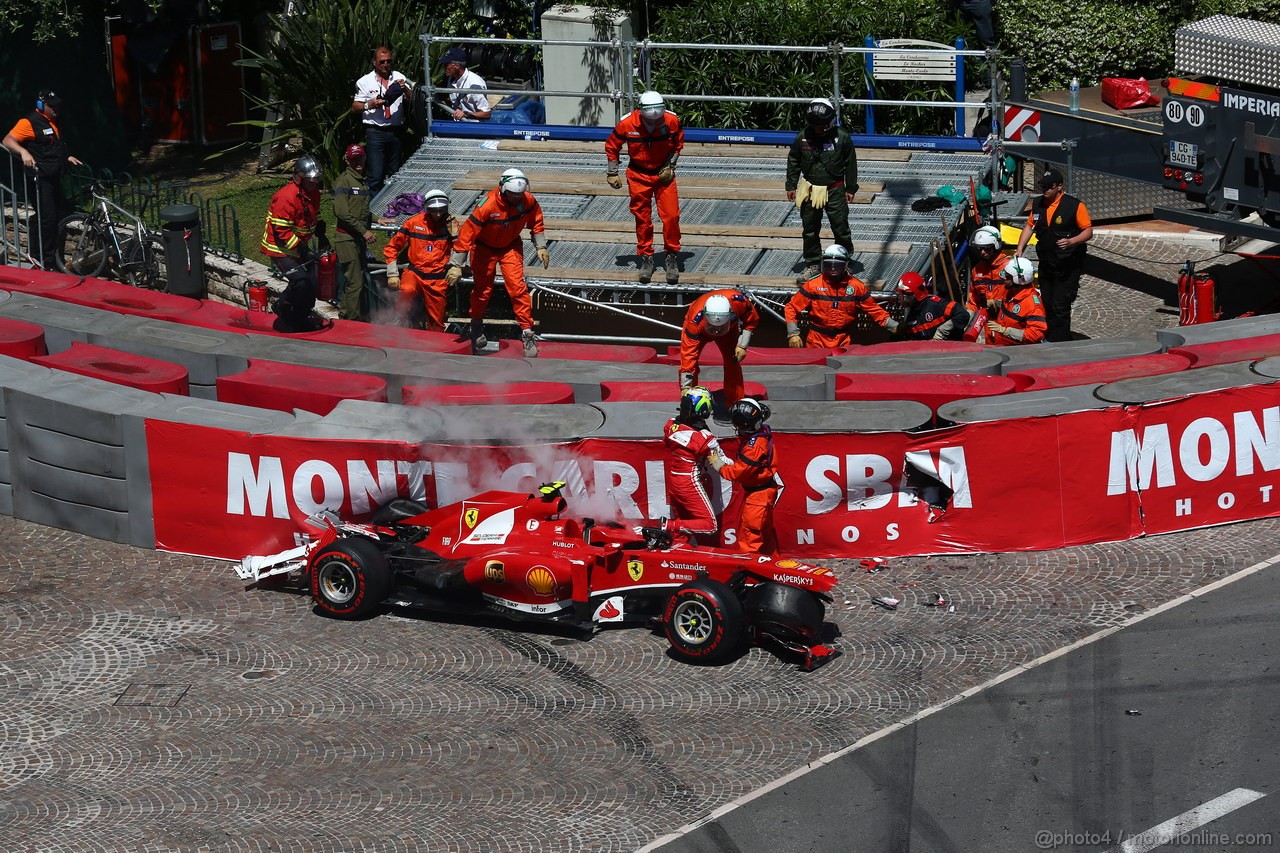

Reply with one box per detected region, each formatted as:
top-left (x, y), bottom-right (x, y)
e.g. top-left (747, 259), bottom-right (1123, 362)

top-left (776, 559), bottom-right (800, 568)
top-left (484, 560), bottom-right (505, 584)
top-left (627, 559), bottom-right (644, 581)
top-left (526, 566), bottom-right (557, 596)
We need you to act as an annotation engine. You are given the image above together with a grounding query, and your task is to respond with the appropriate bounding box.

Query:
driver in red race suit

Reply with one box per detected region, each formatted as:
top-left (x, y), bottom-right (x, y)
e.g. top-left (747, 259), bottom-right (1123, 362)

top-left (718, 397), bottom-right (782, 555)
top-left (679, 289), bottom-right (760, 406)
top-left (662, 386), bottom-right (728, 542)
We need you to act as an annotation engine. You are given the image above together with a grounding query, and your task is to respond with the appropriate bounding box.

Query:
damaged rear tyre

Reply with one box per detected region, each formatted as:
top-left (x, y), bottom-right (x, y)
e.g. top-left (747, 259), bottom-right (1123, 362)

top-left (310, 539), bottom-right (391, 619)
top-left (663, 580), bottom-right (744, 664)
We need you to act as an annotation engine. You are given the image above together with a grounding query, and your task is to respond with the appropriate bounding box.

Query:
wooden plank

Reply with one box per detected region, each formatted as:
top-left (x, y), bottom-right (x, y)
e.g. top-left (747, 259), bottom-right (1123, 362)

top-left (493, 138), bottom-right (912, 161)
top-left (452, 177), bottom-right (878, 203)
top-left (541, 224), bottom-right (913, 254)
top-left (527, 267), bottom-right (887, 290)
top-left (543, 218), bottom-right (914, 252)
top-left (528, 267), bottom-right (800, 289)
top-left (463, 168), bottom-right (884, 194)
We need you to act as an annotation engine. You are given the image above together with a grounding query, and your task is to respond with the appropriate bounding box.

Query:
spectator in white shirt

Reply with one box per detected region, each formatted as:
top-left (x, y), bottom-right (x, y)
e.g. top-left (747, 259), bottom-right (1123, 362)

top-left (439, 47), bottom-right (491, 122)
top-left (351, 45), bottom-right (414, 195)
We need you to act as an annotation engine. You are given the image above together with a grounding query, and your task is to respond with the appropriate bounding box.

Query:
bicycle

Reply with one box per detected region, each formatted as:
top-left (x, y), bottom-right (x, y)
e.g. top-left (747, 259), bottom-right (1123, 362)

top-left (53, 182), bottom-right (166, 290)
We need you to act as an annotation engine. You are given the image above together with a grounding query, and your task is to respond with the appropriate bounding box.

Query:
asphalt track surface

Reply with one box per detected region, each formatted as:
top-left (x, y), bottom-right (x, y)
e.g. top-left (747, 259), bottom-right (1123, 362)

top-left (648, 555), bottom-right (1280, 853)
top-left (3, 231), bottom-right (1280, 852)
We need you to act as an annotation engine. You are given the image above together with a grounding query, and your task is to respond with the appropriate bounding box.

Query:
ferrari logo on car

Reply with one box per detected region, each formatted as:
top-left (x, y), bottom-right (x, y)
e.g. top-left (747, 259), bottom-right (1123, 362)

top-left (464, 508), bottom-right (479, 529)
top-left (484, 560), bottom-right (505, 584)
top-left (627, 559), bottom-right (644, 581)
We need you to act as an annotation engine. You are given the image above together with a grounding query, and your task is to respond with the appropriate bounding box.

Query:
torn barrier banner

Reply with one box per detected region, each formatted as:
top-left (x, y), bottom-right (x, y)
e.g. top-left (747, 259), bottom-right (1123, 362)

top-left (145, 387), bottom-right (1280, 560)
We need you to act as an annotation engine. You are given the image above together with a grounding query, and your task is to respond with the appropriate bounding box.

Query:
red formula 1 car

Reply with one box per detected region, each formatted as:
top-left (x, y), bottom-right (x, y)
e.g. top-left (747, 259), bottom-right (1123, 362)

top-left (238, 483), bottom-right (840, 668)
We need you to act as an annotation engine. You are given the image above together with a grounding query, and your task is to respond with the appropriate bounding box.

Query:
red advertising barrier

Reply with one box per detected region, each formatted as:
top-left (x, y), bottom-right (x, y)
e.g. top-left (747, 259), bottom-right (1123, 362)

top-left (145, 384), bottom-right (1280, 560)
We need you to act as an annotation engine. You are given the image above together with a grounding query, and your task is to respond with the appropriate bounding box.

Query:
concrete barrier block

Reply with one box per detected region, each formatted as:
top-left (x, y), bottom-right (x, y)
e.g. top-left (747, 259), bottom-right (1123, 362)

top-left (770, 400), bottom-right (935, 432)
top-left (18, 491), bottom-right (131, 544)
top-left (591, 402), bottom-right (680, 439)
top-left (241, 333), bottom-right (390, 372)
top-left (526, 360), bottom-right (671, 403)
top-left (1155, 314), bottom-right (1280, 349)
top-left (995, 335), bottom-right (1164, 372)
top-left (88, 318), bottom-right (247, 387)
top-left (269, 398), bottom-right (446, 441)
top-left (827, 350), bottom-right (1007, 375)
top-left (0, 356), bottom-right (74, 421)
top-left (700, 365), bottom-right (835, 400)
top-left (1095, 362), bottom-right (1274, 405)
top-left (938, 384), bottom-right (1111, 424)
top-left (379, 350), bottom-right (534, 403)
top-left (21, 457), bottom-right (129, 508)
top-left (146, 394), bottom-right (322, 432)
top-left (0, 292), bottom-right (138, 352)
top-left (7, 375), bottom-right (163, 443)
top-left (6, 377), bottom-right (161, 547)
top-left (1253, 355), bottom-right (1280, 379)
top-left (280, 399), bottom-right (604, 445)
top-left (417, 402), bottom-right (607, 444)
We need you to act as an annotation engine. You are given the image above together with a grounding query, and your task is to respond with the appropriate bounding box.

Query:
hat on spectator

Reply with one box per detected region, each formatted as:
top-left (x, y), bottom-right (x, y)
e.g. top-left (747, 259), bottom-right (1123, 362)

top-left (440, 47), bottom-right (468, 65)
top-left (1038, 168), bottom-right (1065, 188)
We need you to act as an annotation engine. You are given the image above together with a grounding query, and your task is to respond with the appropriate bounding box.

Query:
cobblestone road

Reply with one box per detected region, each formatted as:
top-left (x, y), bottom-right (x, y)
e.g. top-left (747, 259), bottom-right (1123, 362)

top-left (2, 232), bottom-right (1277, 852)
top-left (4, 512), bottom-right (1277, 853)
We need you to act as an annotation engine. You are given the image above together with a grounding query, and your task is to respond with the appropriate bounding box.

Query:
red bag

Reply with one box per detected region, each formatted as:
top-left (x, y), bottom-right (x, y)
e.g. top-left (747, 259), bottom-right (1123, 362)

top-left (1101, 77), bottom-right (1159, 109)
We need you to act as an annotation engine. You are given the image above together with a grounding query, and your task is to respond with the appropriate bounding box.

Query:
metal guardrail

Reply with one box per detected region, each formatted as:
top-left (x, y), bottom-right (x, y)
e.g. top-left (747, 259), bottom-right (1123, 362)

top-left (65, 170), bottom-right (244, 262)
top-left (419, 33), bottom-right (1001, 155)
top-left (1, 153), bottom-right (245, 269)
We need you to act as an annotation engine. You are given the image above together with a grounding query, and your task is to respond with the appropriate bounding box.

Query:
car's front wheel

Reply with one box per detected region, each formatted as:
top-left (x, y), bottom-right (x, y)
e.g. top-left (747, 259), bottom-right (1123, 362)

top-left (310, 538), bottom-right (392, 619)
top-left (662, 580), bottom-right (745, 664)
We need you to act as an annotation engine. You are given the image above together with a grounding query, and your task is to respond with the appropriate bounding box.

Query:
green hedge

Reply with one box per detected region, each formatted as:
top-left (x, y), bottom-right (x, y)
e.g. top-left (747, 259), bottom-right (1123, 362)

top-left (647, 0), bottom-right (1280, 132)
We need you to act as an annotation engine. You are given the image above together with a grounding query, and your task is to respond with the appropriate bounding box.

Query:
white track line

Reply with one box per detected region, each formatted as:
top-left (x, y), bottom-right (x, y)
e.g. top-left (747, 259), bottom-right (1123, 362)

top-left (1113, 788), bottom-right (1267, 853)
top-left (636, 553), bottom-right (1280, 852)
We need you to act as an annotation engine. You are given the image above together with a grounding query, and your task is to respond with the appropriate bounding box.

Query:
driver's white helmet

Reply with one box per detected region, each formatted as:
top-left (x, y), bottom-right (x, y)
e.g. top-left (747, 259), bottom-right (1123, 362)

top-left (702, 293), bottom-right (733, 334)
top-left (1003, 256), bottom-right (1036, 286)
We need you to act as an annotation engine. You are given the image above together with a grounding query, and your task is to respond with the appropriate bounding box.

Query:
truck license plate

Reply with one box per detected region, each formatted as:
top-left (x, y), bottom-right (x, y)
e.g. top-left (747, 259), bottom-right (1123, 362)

top-left (1169, 140), bottom-right (1198, 168)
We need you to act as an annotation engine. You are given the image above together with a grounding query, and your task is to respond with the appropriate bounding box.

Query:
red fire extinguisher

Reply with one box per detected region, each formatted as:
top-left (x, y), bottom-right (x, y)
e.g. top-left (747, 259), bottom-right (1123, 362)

top-left (247, 279), bottom-right (270, 312)
top-left (1177, 261), bottom-right (1220, 326)
top-left (316, 250), bottom-right (338, 302)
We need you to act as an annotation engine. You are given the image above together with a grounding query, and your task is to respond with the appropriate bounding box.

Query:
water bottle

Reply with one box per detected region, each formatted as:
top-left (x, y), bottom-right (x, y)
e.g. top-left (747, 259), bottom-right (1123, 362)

top-left (1068, 77), bottom-right (1080, 113)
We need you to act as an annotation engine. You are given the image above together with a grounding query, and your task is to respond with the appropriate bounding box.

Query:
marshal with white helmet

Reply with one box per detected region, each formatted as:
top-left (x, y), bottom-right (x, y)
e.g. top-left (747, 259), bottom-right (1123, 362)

top-left (605, 89), bottom-right (686, 284)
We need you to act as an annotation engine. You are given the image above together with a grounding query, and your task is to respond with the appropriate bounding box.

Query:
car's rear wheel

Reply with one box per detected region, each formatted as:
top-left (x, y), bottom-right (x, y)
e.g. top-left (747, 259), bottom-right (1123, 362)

top-left (744, 582), bottom-right (825, 644)
top-left (310, 538), bottom-right (391, 619)
top-left (662, 580), bottom-right (745, 664)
